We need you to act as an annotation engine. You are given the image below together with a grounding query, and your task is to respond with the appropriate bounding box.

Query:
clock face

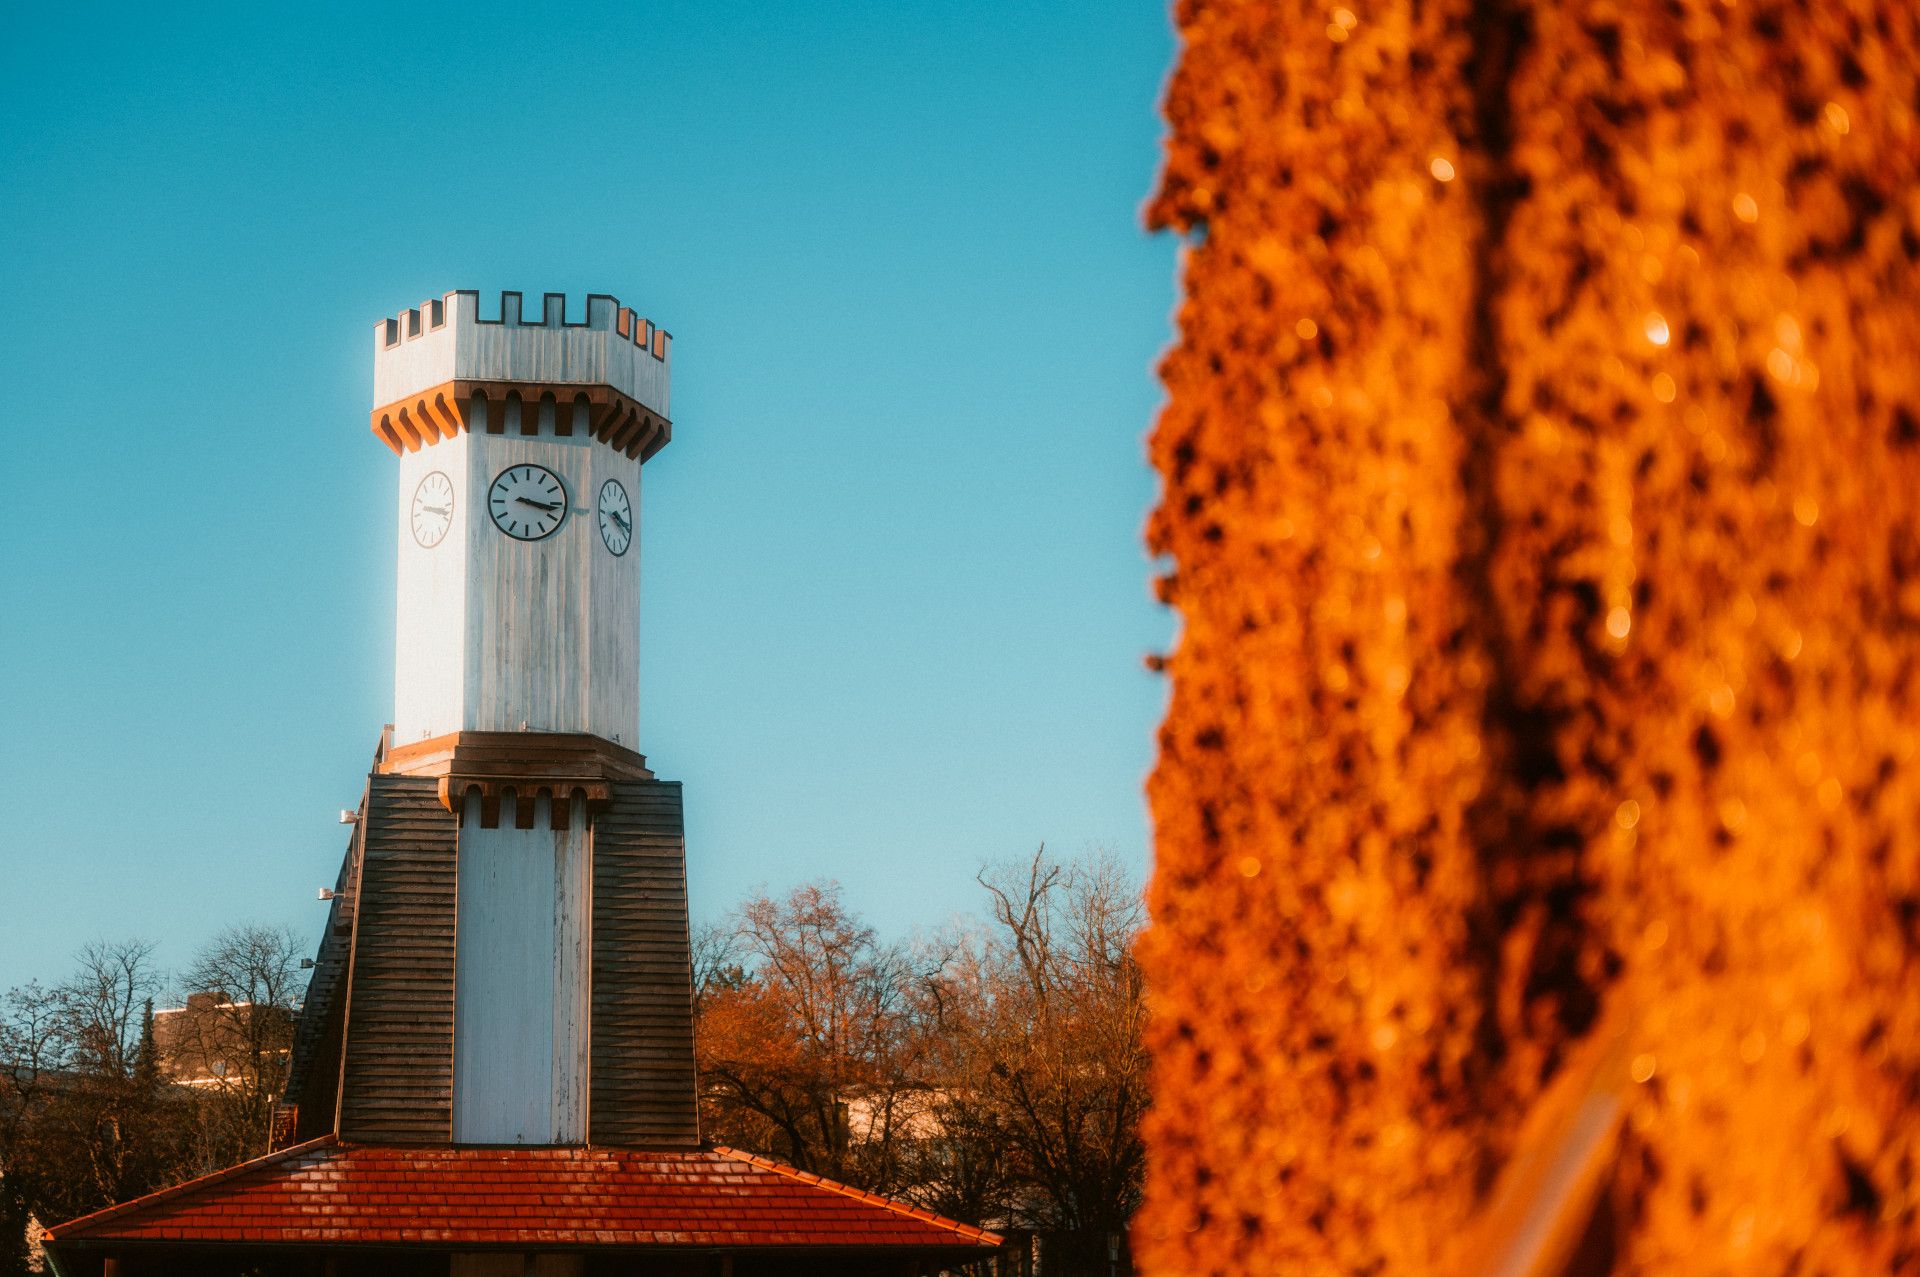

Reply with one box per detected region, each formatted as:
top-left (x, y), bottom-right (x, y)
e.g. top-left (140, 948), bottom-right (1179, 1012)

top-left (597, 479), bottom-right (633, 556)
top-left (487, 464), bottom-right (568, 541)
top-left (411, 471), bottom-right (455, 548)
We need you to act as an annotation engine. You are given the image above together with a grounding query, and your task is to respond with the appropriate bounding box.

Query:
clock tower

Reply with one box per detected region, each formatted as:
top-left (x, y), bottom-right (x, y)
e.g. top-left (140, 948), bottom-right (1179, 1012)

top-left (363, 289), bottom-right (683, 1146)
top-left (41, 287), bottom-right (1004, 1275)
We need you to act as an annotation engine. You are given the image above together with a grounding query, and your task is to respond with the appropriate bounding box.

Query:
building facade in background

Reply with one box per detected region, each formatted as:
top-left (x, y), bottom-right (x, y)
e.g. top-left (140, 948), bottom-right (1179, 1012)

top-left (151, 995), bottom-right (291, 1091)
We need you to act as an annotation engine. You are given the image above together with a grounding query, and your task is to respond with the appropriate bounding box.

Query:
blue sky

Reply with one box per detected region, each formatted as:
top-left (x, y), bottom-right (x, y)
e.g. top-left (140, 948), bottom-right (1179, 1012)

top-left (0, 2), bottom-right (1177, 991)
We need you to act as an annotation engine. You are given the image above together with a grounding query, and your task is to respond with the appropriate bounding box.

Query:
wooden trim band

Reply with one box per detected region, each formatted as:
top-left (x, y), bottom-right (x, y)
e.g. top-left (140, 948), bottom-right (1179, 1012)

top-left (370, 379), bottom-right (670, 461)
top-left (381, 730), bottom-right (654, 779)
top-left (380, 730), bottom-right (652, 828)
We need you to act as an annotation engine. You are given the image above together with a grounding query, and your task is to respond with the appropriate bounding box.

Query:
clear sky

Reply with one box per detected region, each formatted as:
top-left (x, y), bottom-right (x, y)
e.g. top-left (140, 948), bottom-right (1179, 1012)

top-left (0, 1), bottom-right (1177, 992)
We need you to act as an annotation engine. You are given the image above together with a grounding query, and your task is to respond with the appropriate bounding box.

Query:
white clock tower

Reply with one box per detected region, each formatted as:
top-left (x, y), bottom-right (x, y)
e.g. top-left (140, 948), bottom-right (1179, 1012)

top-left (39, 287), bottom-right (1003, 1274)
top-left (366, 289), bottom-right (678, 1145)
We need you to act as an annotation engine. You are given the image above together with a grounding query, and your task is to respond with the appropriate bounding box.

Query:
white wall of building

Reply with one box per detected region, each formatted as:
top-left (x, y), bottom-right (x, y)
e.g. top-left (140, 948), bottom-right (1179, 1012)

top-left (394, 434), bottom-right (471, 743)
top-left (392, 412), bottom-right (642, 746)
top-left (451, 790), bottom-right (591, 1144)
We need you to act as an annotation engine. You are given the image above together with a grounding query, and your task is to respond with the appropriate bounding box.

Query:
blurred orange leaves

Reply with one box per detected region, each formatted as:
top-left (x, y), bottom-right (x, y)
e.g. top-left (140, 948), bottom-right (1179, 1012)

top-left (1137, 0), bottom-right (1920, 1273)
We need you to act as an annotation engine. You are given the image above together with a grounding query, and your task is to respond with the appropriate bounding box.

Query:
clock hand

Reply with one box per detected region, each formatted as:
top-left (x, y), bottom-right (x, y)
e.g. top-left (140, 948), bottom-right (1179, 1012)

top-left (421, 505), bottom-right (450, 516)
top-left (612, 512), bottom-right (631, 533)
top-left (515, 497), bottom-right (561, 511)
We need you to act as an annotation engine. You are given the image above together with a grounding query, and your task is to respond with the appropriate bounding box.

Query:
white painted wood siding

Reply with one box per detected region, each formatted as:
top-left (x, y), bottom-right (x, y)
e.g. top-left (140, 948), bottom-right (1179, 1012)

top-left (452, 791), bottom-right (592, 1144)
top-left (453, 791), bottom-right (553, 1143)
top-left (394, 436), bottom-right (471, 743)
top-left (392, 409), bottom-right (643, 746)
top-left (463, 426), bottom-right (641, 743)
top-left (554, 794), bottom-right (591, 1141)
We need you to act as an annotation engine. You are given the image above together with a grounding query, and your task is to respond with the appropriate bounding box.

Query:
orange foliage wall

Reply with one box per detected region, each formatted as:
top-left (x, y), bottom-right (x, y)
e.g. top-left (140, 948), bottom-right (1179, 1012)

top-left (1138, 1), bottom-right (1920, 1272)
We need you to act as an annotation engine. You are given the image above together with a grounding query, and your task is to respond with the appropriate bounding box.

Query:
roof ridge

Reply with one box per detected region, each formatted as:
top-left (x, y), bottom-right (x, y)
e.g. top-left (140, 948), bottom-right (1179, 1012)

top-left (708, 1145), bottom-right (1003, 1246)
top-left (43, 1135), bottom-right (339, 1241)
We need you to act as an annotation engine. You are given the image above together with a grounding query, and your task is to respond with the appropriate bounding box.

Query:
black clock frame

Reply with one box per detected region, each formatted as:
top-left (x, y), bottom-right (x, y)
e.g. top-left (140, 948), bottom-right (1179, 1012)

top-left (597, 478), bottom-right (633, 557)
top-left (487, 463), bottom-right (569, 542)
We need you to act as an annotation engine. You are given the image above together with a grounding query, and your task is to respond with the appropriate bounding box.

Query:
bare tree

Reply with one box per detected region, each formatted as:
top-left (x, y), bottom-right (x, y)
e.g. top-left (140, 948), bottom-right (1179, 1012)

top-left (691, 919), bottom-right (745, 1014)
top-left (169, 925), bottom-right (305, 1173)
top-left (957, 847), bottom-right (1149, 1268)
top-left (0, 929), bottom-right (309, 1272)
top-left (48, 942), bottom-right (176, 1218)
top-left (0, 982), bottom-right (63, 1277)
top-left (55, 941), bottom-right (160, 1080)
top-left (902, 928), bottom-right (1019, 1228)
top-left (0, 940), bottom-right (184, 1273)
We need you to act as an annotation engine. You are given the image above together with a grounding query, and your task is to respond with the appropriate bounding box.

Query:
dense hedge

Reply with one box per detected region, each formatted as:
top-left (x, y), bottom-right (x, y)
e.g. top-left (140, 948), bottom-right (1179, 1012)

top-left (1137, 1), bottom-right (1920, 1272)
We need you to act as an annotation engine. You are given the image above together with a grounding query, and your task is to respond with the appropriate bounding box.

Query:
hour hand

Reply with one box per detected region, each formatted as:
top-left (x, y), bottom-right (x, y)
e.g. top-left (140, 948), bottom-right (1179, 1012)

top-left (515, 496), bottom-right (560, 511)
top-left (611, 511), bottom-right (631, 534)
top-left (421, 505), bottom-right (450, 516)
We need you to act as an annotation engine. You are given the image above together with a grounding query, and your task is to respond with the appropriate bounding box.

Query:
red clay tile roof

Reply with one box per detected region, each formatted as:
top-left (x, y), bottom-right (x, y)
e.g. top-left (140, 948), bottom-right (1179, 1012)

top-left (45, 1138), bottom-right (1000, 1251)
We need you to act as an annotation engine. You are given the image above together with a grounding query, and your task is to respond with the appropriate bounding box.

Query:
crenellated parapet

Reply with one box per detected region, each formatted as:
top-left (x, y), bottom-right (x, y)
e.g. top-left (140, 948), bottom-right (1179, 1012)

top-left (370, 290), bottom-right (671, 460)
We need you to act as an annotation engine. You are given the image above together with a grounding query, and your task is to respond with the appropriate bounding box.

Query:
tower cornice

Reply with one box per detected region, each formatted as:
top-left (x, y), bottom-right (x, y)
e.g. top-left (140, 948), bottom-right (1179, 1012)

top-left (369, 376), bottom-right (671, 461)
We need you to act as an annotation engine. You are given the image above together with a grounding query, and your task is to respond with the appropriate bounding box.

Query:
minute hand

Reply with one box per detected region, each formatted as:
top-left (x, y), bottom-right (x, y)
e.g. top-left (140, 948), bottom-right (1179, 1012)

top-left (515, 496), bottom-right (561, 511)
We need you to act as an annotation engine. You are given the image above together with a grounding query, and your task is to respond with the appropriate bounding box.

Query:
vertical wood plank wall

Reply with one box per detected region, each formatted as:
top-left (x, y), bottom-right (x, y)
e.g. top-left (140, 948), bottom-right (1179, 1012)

top-left (392, 411), bottom-right (644, 749)
top-left (464, 426), bottom-right (642, 744)
top-left (393, 433), bottom-right (471, 745)
top-left (553, 793), bottom-right (592, 1140)
top-left (451, 791), bottom-right (592, 1144)
top-left (453, 791), bottom-right (558, 1142)
top-left (589, 780), bottom-right (700, 1146)
top-left (338, 776), bottom-right (457, 1143)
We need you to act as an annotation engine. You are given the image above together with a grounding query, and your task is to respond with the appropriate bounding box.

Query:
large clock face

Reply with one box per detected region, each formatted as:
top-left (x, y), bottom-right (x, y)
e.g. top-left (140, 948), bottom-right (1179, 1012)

top-left (411, 471), bottom-right (454, 548)
top-left (597, 479), bottom-right (633, 556)
top-left (487, 464), bottom-right (568, 541)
